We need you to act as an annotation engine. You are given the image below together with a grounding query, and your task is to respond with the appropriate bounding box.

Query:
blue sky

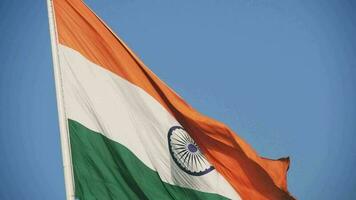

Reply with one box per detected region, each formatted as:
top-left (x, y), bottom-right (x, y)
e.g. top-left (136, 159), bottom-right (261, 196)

top-left (0, 0), bottom-right (356, 199)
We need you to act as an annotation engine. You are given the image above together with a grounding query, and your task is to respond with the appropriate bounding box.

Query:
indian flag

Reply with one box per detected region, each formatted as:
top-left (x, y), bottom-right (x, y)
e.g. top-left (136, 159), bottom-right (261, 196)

top-left (47, 0), bottom-right (294, 199)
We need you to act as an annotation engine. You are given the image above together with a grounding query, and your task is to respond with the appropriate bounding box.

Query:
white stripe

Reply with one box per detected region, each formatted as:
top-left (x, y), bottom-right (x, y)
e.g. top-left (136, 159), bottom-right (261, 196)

top-left (58, 44), bottom-right (241, 200)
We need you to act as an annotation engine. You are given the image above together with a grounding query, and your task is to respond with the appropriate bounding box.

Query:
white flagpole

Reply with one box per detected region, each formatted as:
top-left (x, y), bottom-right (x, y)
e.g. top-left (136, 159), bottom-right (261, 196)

top-left (46, 0), bottom-right (75, 199)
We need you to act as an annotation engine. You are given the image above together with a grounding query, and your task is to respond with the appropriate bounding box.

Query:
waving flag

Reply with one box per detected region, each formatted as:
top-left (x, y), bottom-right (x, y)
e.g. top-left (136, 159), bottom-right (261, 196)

top-left (47, 0), bottom-right (294, 199)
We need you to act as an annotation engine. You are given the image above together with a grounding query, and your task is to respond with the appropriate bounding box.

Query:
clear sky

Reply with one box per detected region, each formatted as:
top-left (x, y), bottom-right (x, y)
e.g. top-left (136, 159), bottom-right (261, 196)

top-left (0, 0), bottom-right (356, 199)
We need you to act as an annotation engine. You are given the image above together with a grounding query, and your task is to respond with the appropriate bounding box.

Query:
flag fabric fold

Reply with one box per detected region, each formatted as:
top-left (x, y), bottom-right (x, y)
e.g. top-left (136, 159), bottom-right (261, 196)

top-left (52, 0), bottom-right (294, 199)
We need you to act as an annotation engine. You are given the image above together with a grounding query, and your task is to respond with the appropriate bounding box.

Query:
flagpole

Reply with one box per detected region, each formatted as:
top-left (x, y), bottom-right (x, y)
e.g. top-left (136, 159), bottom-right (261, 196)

top-left (46, 0), bottom-right (75, 199)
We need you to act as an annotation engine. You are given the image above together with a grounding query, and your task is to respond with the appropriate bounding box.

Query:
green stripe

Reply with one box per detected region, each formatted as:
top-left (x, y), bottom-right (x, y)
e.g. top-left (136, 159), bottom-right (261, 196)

top-left (69, 119), bottom-right (230, 200)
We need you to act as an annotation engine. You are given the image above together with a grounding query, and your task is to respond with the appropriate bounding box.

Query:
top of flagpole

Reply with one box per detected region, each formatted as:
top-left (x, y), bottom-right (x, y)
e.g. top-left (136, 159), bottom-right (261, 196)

top-left (46, 0), bottom-right (75, 199)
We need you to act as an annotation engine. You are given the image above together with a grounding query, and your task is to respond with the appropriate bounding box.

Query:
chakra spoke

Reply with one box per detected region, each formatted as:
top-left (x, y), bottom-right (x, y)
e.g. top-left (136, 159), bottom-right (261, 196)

top-left (173, 147), bottom-right (186, 151)
top-left (193, 157), bottom-right (197, 168)
top-left (188, 152), bottom-right (195, 168)
top-left (177, 149), bottom-right (187, 155)
top-left (181, 152), bottom-right (190, 163)
top-left (171, 142), bottom-right (185, 147)
top-left (188, 136), bottom-right (195, 144)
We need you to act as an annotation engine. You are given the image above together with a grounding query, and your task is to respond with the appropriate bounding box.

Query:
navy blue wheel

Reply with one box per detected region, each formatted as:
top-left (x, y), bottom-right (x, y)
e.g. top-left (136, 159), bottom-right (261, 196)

top-left (168, 126), bottom-right (214, 176)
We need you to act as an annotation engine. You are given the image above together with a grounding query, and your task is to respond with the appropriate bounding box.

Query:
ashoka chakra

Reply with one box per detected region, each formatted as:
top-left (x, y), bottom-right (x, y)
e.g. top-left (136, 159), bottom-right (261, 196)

top-left (168, 126), bottom-right (214, 176)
